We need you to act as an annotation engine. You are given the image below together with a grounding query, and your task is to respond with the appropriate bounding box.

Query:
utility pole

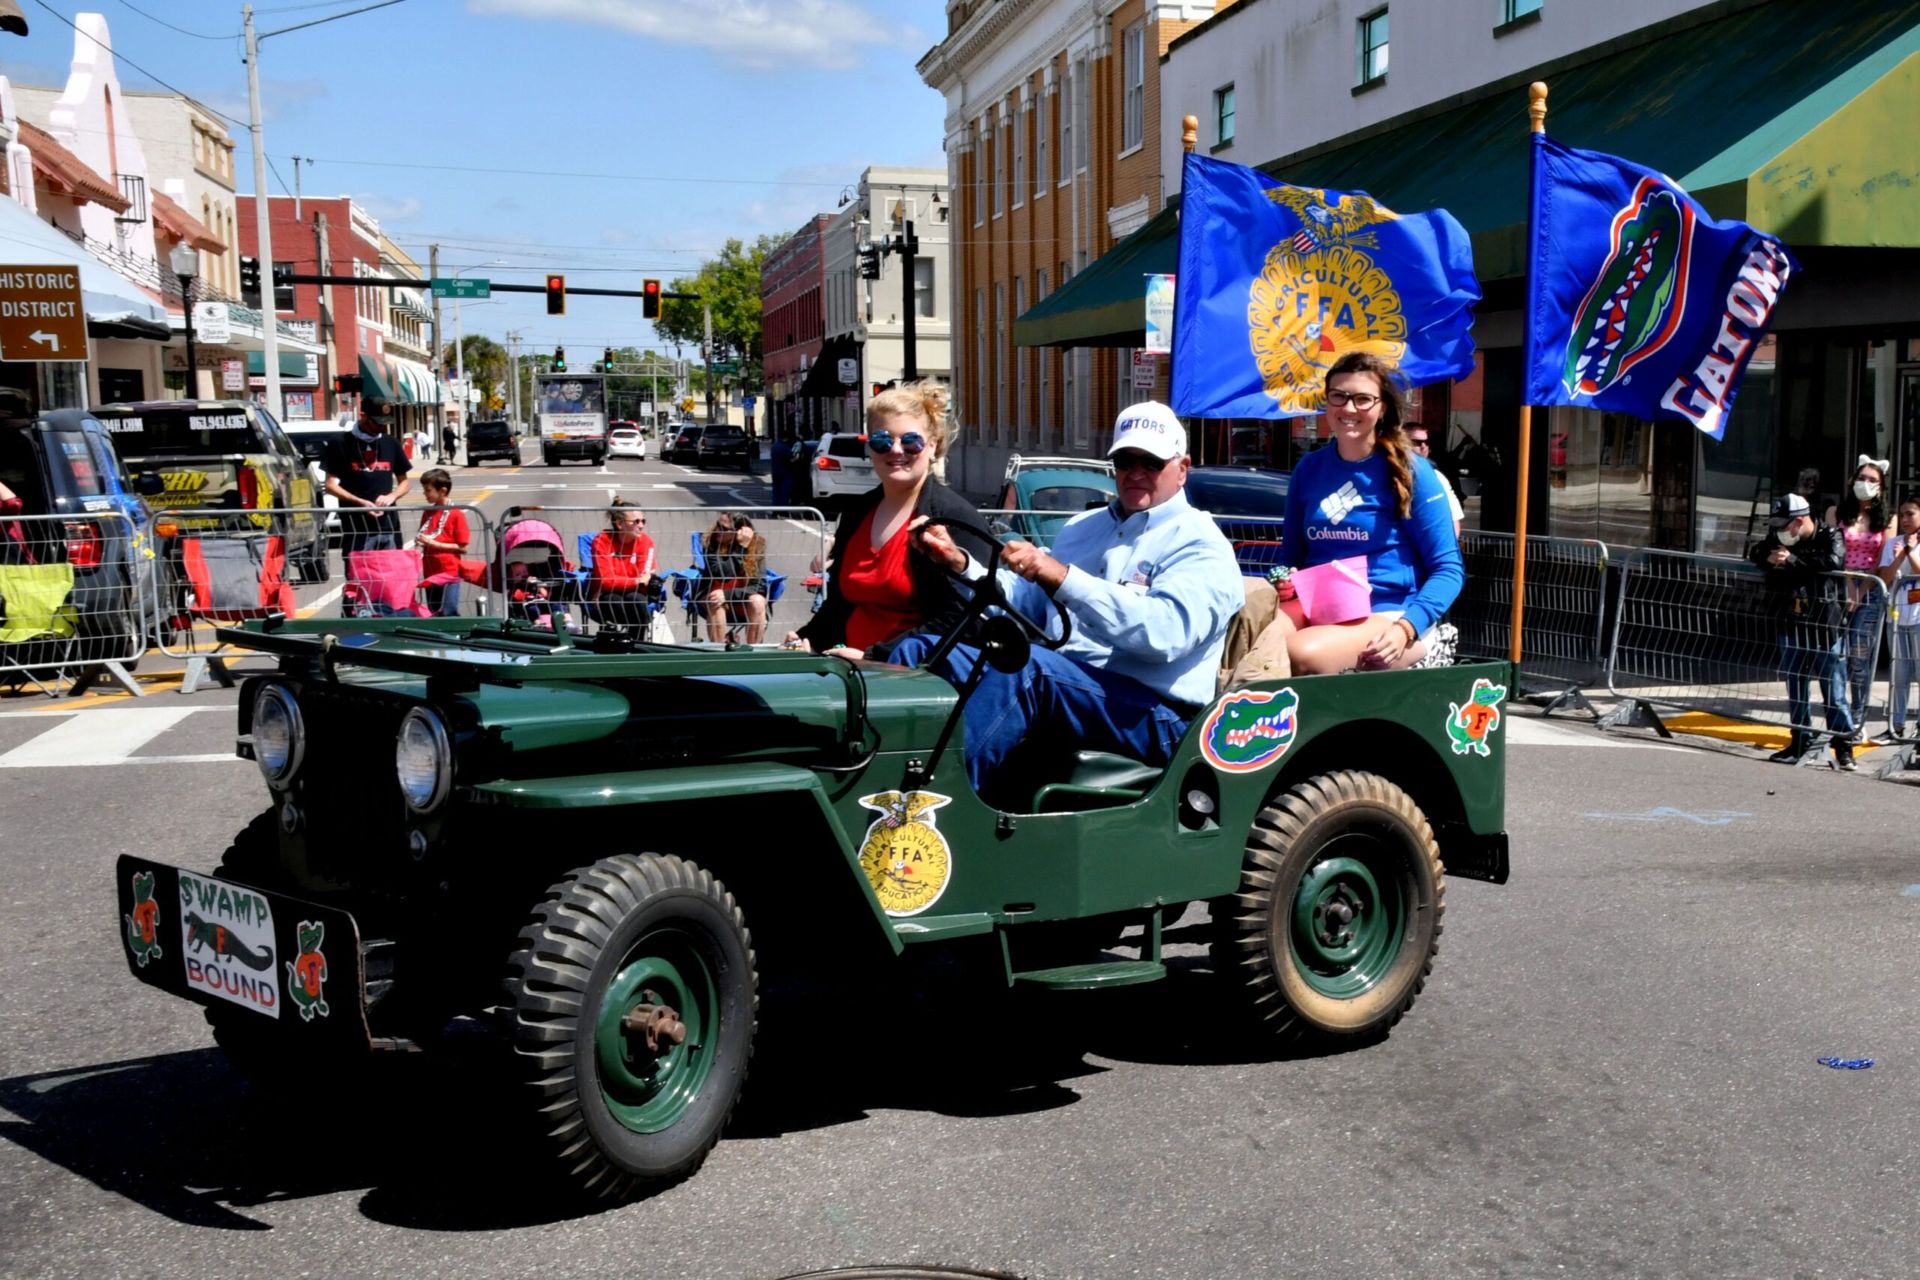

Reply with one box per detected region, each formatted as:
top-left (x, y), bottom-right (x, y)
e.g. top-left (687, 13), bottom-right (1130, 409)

top-left (291, 155), bottom-right (304, 224)
top-left (243, 5), bottom-right (282, 418)
top-left (703, 304), bottom-right (714, 425)
top-left (429, 243), bottom-right (445, 449)
top-left (506, 329), bottom-right (522, 430)
top-left (315, 209), bottom-right (334, 417)
top-left (899, 218), bottom-right (920, 381)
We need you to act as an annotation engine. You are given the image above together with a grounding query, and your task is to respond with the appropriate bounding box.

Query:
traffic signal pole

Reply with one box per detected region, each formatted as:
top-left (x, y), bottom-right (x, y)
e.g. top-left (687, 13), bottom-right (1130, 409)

top-left (900, 220), bottom-right (919, 381)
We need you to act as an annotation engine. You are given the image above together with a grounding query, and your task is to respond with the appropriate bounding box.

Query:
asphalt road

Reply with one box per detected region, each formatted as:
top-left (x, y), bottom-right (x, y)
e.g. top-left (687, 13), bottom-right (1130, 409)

top-left (0, 677), bottom-right (1913, 1279)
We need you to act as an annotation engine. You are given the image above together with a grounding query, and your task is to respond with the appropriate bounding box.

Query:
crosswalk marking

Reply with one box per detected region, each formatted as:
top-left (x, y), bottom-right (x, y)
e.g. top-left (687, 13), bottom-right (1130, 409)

top-left (0, 706), bottom-right (237, 768)
top-left (1502, 716), bottom-right (1683, 751)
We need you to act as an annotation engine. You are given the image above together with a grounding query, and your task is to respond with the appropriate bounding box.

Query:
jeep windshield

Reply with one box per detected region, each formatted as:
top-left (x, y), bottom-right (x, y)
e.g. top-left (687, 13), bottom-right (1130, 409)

top-left (93, 406), bottom-right (268, 458)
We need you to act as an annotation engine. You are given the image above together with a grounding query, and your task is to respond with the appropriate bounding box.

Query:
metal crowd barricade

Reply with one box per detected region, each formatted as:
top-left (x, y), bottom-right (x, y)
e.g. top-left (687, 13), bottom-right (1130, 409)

top-left (0, 510), bottom-right (149, 697)
top-left (150, 503), bottom-right (497, 692)
top-left (494, 504), bottom-right (831, 645)
top-left (1877, 606), bottom-right (1920, 778)
top-left (1601, 548), bottom-right (1889, 759)
top-left (1454, 532), bottom-right (1611, 716)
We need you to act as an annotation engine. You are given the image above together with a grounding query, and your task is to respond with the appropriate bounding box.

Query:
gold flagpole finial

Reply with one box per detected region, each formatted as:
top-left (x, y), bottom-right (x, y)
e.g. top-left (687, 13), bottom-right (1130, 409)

top-left (1528, 81), bottom-right (1549, 134)
top-left (1183, 114), bottom-right (1199, 153)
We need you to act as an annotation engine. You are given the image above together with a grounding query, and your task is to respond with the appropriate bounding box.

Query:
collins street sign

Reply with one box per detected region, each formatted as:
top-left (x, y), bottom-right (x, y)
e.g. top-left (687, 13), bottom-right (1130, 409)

top-left (0, 266), bottom-right (89, 363)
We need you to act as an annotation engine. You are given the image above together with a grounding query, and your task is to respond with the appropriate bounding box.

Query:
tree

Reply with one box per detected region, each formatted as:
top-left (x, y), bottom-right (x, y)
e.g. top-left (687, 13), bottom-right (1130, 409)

top-left (654, 234), bottom-right (785, 393)
top-left (444, 334), bottom-right (509, 400)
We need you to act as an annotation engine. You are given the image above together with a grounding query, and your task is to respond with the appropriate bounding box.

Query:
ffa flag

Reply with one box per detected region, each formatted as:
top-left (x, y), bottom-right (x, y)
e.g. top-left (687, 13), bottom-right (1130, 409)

top-left (1524, 133), bottom-right (1798, 441)
top-left (1171, 152), bottom-right (1481, 419)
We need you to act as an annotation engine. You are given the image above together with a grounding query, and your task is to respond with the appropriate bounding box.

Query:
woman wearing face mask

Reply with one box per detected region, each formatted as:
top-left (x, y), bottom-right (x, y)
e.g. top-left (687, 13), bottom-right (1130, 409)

top-left (1826, 456), bottom-right (1890, 738)
top-left (1874, 497), bottom-right (1920, 744)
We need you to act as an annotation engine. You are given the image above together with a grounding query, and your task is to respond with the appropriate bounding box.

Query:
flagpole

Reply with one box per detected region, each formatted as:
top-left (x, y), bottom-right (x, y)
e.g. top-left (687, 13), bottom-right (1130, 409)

top-left (1510, 80), bottom-right (1548, 668)
top-left (1181, 113), bottom-right (1198, 464)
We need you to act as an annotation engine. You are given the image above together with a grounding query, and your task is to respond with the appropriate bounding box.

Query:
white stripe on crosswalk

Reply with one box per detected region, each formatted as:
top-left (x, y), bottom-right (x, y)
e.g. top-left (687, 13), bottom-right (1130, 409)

top-left (1503, 716), bottom-right (1683, 750)
top-left (0, 707), bottom-right (236, 768)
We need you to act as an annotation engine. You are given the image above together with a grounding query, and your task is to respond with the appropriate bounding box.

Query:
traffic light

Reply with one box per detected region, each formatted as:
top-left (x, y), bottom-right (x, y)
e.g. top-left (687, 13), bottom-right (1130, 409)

top-left (333, 374), bottom-right (363, 395)
top-left (545, 274), bottom-right (566, 316)
top-left (602, 347), bottom-right (616, 373)
top-left (271, 261), bottom-right (295, 311)
top-left (552, 345), bottom-right (567, 373)
top-left (239, 256), bottom-right (261, 308)
top-left (857, 242), bottom-right (882, 281)
top-left (642, 279), bottom-right (661, 319)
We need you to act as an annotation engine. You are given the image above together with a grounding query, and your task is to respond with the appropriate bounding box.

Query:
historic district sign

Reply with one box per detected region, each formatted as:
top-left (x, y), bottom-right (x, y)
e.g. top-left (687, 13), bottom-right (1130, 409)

top-left (0, 265), bottom-right (89, 363)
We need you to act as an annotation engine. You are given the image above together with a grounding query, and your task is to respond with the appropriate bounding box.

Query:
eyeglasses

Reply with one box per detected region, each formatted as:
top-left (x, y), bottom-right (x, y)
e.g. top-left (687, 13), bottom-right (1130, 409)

top-left (1111, 451), bottom-right (1168, 474)
top-left (619, 517), bottom-right (646, 527)
top-left (1326, 390), bottom-right (1381, 411)
top-left (1408, 436), bottom-right (1431, 448)
top-left (867, 429), bottom-right (928, 456)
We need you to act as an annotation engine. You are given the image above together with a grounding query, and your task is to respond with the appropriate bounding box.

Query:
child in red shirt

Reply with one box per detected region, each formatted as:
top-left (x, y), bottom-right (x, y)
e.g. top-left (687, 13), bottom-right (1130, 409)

top-left (414, 468), bottom-right (470, 616)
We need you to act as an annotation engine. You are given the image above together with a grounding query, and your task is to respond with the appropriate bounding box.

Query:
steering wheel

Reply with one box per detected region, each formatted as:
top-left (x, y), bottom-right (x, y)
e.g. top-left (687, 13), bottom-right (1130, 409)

top-left (917, 515), bottom-right (1072, 652)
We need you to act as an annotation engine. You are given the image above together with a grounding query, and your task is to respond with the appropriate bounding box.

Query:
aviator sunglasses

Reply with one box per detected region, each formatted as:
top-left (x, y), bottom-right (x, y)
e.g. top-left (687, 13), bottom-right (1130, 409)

top-left (867, 429), bottom-right (929, 456)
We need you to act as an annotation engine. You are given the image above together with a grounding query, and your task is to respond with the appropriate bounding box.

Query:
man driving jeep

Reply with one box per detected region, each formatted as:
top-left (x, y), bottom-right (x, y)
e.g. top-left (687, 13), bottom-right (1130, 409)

top-left (895, 401), bottom-right (1243, 807)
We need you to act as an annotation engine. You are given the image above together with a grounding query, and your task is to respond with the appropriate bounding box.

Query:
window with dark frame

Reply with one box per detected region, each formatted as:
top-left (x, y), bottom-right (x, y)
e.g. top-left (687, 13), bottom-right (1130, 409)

top-left (1122, 21), bottom-right (1145, 151)
top-left (1358, 9), bottom-right (1389, 85)
top-left (1215, 84), bottom-right (1235, 147)
top-left (1503, 0), bottom-right (1543, 23)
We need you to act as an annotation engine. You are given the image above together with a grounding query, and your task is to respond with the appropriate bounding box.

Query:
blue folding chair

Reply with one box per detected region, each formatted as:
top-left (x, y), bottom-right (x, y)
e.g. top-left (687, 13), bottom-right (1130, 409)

top-left (578, 530), bottom-right (674, 634)
top-left (680, 530), bottom-right (785, 640)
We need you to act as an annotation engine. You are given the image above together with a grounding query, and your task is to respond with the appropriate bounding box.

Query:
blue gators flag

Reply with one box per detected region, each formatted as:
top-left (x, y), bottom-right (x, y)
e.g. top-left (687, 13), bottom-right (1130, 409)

top-left (1172, 151), bottom-right (1481, 419)
top-left (1524, 133), bottom-right (1799, 441)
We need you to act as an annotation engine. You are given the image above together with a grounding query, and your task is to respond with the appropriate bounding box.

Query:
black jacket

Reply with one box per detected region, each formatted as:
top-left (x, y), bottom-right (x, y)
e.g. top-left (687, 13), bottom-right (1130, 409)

top-left (1748, 523), bottom-right (1846, 629)
top-left (797, 480), bottom-right (992, 653)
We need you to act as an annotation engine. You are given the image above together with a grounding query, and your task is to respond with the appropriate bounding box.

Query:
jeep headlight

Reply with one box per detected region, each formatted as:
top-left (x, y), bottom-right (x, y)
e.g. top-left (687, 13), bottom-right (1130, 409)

top-left (253, 683), bottom-right (304, 787)
top-left (395, 708), bottom-right (453, 812)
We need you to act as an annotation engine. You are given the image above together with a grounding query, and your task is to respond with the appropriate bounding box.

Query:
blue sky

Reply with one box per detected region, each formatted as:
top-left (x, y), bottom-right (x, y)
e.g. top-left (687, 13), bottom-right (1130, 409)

top-left (5, 0), bottom-right (950, 362)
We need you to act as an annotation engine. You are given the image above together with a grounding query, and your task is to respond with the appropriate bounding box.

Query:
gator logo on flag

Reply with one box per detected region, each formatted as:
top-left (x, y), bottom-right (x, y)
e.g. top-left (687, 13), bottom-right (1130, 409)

top-left (1561, 181), bottom-right (1693, 398)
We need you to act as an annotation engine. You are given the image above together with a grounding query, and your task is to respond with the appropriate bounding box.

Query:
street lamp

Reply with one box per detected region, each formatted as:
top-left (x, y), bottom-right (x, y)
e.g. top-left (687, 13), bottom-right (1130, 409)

top-left (169, 240), bottom-right (198, 400)
top-left (451, 258), bottom-right (504, 419)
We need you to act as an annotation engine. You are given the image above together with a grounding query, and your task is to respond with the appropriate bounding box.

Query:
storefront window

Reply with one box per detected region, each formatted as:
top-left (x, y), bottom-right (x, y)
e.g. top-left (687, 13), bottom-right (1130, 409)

top-left (38, 363), bottom-right (85, 410)
top-left (1694, 334), bottom-right (1777, 557)
top-left (1548, 405), bottom-right (1653, 548)
top-left (284, 391), bottom-right (315, 420)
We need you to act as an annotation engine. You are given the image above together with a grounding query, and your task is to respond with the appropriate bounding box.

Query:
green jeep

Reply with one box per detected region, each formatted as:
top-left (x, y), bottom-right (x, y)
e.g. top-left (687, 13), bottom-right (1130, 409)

top-left (116, 525), bottom-right (1510, 1203)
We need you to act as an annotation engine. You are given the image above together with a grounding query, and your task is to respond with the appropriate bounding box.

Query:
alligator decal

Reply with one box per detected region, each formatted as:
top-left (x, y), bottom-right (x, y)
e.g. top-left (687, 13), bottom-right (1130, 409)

top-left (285, 920), bottom-right (331, 1022)
top-left (1201, 687), bottom-right (1300, 774)
top-left (856, 790), bottom-right (955, 918)
top-left (1560, 178), bottom-right (1693, 399)
top-left (182, 909), bottom-right (275, 970)
top-left (124, 870), bottom-right (163, 968)
top-left (1447, 678), bottom-right (1508, 758)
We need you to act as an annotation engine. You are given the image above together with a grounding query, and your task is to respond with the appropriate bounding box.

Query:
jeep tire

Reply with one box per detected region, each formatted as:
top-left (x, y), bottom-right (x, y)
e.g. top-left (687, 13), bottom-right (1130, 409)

top-left (505, 853), bottom-right (756, 1202)
top-left (1212, 771), bottom-right (1443, 1044)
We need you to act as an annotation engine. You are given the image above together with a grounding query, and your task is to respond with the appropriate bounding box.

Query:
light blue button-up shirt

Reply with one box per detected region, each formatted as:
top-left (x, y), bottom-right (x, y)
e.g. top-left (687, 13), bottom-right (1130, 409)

top-left (994, 488), bottom-right (1244, 710)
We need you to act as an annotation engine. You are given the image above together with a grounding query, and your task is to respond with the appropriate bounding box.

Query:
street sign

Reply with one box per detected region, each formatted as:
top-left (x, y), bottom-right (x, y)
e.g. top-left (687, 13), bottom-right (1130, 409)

top-left (448, 379), bottom-right (472, 402)
top-left (430, 278), bottom-right (490, 299)
top-left (0, 265), bottom-right (89, 363)
top-left (1131, 349), bottom-right (1158, 389)
top-left (710, 362), bottom-right (738, 375)
top-left (221, 358), bottom-right (244, 391)
top-left (194, 300), bottom-right (232, 344)
top-left (640, 401), bottom-right (655, 418)
top-left (837, 357), bottom-right (858, 385)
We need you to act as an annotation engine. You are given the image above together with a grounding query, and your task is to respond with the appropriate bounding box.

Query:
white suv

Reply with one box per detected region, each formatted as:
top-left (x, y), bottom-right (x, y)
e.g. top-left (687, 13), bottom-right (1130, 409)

top-left (806, 432), bottom-right (874, 508)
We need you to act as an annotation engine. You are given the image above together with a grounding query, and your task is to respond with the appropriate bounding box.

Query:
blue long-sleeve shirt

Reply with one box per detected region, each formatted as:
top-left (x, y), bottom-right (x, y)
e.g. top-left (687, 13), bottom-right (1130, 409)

top-left (991, 489), bottom-right (1245, 710)
top-left (1279, 445), bottom-right (1464, 636)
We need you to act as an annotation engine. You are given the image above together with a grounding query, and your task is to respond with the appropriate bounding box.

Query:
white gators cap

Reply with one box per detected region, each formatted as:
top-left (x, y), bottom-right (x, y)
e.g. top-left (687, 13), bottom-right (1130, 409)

top-left (1107, 400), bottom-right (1188, 461)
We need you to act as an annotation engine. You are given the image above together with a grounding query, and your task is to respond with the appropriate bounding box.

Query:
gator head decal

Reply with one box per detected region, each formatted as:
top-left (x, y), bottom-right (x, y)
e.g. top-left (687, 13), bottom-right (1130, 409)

top-left (1560, 178), bottom-right (1693, 398)
top-left (285, 920), bottom-right (331, 1022)
top-left (1447, 678), bottom-right (1507, 758)
top-left (1201, 687), bottom-right (1300, 774)
top-left (124, 870), bottom-right (163, 968)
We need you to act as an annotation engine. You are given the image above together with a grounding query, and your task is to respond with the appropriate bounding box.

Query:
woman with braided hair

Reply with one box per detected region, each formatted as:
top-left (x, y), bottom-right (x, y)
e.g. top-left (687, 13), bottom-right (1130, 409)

top-left (1237, 351), bottom-right (1463, 677)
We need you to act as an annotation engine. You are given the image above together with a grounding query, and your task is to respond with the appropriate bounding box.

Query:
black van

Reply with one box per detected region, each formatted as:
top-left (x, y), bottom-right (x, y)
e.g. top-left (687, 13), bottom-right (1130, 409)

top-left (466, 419), bottom-right (521, 466)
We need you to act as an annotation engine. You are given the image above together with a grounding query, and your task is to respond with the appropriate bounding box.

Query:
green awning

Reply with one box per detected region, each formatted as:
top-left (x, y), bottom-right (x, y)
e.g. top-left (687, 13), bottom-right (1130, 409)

top-left (1018, 0), bottom-right (1920, 346)
top-left (358, 354), bottom-right (398, 402)
top-left (246, 350), bottom-right (309, 377)
top-left (1014, 203), bottom-right (1179, 348)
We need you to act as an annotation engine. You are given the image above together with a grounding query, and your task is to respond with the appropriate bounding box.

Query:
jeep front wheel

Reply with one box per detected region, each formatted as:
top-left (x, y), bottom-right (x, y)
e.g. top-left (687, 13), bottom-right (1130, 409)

top-left (1212, 771), bottom-right (1443, 1044)
top-left (505, 853), bottom-right (756, 1202)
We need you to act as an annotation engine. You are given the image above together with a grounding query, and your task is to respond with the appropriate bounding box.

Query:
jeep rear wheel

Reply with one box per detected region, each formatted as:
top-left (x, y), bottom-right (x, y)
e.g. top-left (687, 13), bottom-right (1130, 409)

top-left (1212, 771), bottom-right (1443, 1044)
top-left (505, 853), bottom-right (756, 1202)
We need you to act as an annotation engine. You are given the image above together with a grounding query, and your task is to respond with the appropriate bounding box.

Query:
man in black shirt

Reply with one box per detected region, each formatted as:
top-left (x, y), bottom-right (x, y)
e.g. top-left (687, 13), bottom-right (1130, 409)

top-left (323, 399), bottom-right (413, 555)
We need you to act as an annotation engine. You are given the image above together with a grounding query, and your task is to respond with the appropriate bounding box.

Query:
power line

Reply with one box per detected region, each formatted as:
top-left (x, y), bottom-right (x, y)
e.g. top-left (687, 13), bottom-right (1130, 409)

top-left (30, 1), bottom-right (253, 131)
top-left (284, 153), bottom-right (856, 190)
top-left (114, 0), bottom-right (232, 39)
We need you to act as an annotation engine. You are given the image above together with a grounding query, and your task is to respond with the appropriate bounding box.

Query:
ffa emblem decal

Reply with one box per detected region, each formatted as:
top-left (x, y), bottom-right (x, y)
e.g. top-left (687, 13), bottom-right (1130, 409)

top-left (1447, 678), bottom-right (1508, 757)
top-left (285, 920), bottom-right (331, 1022)
top-left (1249, 188), bottom-right (1406, 414)
top-left (1561, 178), bottom-right (1693, 399)
top-left (856, 791), bottom-right (955, 918)
top-left (125, 870), bottom-right (163, 968)
top-left (1201, 687), bottom-right (1300, 774)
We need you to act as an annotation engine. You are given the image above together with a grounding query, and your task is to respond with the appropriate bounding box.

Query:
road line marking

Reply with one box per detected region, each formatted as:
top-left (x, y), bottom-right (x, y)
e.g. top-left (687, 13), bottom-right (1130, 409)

top-left (0, 706), bottom-right (205, 767)
top-left (470, 487), bottom-right (494, 504)
top-left (298, 582), bottom-right (345, 618)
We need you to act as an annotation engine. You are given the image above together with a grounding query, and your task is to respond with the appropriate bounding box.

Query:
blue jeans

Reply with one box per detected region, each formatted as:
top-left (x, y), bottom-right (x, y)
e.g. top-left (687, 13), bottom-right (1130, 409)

top-left (422, 580), bottom-right (461, 617)
top-left (1778, 624), bottom-right (1854, 750)
top-left (885, 633), bottom-right (1192, 808)
top-left (1844, 602), bottom-right (1881, 727)
top-left (1889, 623), bottom-right (1919, 736)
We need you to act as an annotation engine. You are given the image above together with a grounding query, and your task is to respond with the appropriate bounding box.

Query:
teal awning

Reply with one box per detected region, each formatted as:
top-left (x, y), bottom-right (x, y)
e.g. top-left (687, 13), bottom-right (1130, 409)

top-left (358, 354), bottom-right (398, 402)
top-left (246, 350), bottom-right (308, 377)
top-left (1013, 203), bottom-right (1179, 348)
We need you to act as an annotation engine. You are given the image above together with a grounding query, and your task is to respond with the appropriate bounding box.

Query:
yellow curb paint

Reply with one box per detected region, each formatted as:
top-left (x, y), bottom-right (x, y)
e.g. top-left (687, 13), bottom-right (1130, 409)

top-left (1662, 711), bottom-right (1886, 757)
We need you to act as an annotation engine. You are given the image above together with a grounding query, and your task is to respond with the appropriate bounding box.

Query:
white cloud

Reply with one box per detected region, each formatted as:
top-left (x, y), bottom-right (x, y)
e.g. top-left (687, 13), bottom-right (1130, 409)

top-left (355, 194), bottom-right (424, 223)
top-left (600, 225), bottom-right (633, 245)
top-left (468, 0), bottom-right (921, 70)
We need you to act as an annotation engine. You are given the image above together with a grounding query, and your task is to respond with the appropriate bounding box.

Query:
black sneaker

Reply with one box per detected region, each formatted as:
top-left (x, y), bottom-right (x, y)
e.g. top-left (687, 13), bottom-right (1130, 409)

top-left (1834, 742), bottom-right (1858, 772)
top-left (1866, 729), bottom-right (1901, 747)
top-left (1767, 744), bottom-right (1806, 764)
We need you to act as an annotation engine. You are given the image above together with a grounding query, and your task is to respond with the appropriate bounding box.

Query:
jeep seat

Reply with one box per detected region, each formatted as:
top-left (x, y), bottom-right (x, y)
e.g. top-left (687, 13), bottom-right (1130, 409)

top-left (1030, 750), bottom-right (1165, 813)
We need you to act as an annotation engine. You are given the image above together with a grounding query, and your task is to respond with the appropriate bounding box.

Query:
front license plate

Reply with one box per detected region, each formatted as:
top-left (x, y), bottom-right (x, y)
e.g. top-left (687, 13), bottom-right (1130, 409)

top-left (116, 855), bottom-right (368, 1044)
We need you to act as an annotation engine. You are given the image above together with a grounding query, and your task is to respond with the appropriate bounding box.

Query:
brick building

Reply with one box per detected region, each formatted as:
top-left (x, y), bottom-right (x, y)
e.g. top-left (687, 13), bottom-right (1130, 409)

top-left (762, 215), bottom-right (830, 435)
top-left (919, 0), bottom-right (1234, 494)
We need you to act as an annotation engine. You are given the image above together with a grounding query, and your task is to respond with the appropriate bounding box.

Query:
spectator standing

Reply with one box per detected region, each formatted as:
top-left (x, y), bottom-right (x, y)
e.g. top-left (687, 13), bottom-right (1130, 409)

top-left (1406, 422), bottom-right (1463, 538)
top-left (323, 399), bottom-right (412, 554)
top-left (1825, 456), bottom-right (1890, 737)
top-left (769, 429), bottom-right (793, 506)
top-left (413, 468), bottom-right (469, 616)
top-left (1749, 492), bottom-right (1855, 769)
top-left (1874, 497), bottom-right (1920, 743)
top-left (442, 421), bottom-right (458, 461)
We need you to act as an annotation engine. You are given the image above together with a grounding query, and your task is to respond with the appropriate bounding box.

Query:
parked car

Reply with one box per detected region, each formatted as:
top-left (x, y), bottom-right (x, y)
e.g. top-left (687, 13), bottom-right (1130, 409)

top-left (1184, 465), bottom-right (1291, 574)
top-left (0, 405), bottom-right (162, 668)
top-left (993, 454), bottom-right (1116, 542)
top-left (280, 422), bottom-right (354, 547)
top-left (663, 424), bottom-right (704, 464)
top-left (694, 424), bottom-right (753, 472)
top-left (92, 399), bottom-right (327, 584)
top-left (808, 431), bottom-right (875, 507)
top-left (608, 423), bottom-right (646, 460)
top-left (464, 419), bottom-right (522, 467)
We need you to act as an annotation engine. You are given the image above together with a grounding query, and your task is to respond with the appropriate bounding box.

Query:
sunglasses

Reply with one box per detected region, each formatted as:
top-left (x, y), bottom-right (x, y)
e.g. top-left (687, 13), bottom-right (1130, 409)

top-left (1326, 390), bottom-right (1381, 410)
top-left (1112, 451), bottom-right (1168, 474)
top-left (1408, 436), bottom-right (1431, 447)
top-left (867, 429), bottom-right (928, 456)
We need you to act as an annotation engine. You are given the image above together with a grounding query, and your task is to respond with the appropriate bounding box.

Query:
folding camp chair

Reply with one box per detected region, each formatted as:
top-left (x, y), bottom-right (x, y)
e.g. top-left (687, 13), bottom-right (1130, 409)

top-left (678, 530), bottom-right (785, 643)
top-left (173, 534), bottom-right (300, 693)
top-left (0, 561), bottom-right (79, 696)
top-left (344, 548), bottom-right (432, 619)
top-left (577, 531), bottom-right (675, 642)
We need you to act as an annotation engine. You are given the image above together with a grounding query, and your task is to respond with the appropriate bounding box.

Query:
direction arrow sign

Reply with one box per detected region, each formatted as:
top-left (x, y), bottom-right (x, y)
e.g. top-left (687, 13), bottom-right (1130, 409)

top-left (0, 265), bottom-right (90, 363)
top-left (430, 278), bottom-right (490, 299)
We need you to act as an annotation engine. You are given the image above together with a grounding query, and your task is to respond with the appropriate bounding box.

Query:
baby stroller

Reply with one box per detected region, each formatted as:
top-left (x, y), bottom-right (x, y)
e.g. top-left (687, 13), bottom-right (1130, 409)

top-left (490, 517), bottom-right (581, 632)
